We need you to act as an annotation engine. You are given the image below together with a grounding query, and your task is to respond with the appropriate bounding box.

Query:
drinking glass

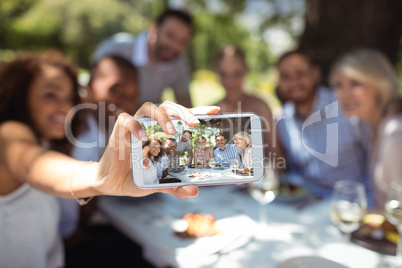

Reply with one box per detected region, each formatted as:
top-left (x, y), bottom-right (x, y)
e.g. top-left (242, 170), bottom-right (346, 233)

top-left (330, 180), bottom-right (367, 242)
top-left (196, 153), bottom-right (205, 169)
top-left (244, 150), bottom-right (253, 177)
top-left (180, 156), bottom-right (188, 166)
top-left (385, 181), bottom-right (402, 264)
top-left (209, 158), bottom-right (216, 168)
top-left (249, 165), bottom-right (279, 225)
top-left (230, 159), bottom-right (240, 174)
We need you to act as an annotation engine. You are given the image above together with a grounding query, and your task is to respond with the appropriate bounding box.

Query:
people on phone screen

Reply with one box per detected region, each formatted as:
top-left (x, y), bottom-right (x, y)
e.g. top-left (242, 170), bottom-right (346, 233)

top-left (142, 138), bottom-right (164, 180)
top-left (194, 136), bottom-right (214, 168)
top-left (175, 130), bottom-right (193, 166)
top-left (234, 131), bottom-right (252, 168)
top-left (214, 134), bottom-right (242, 168)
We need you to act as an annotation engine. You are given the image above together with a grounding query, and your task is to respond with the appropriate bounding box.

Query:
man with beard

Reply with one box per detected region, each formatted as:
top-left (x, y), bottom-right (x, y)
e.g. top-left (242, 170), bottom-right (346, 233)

top-left (174, 130), bottom-right (193, 167)
top-left (276, 50), bottom-right (370, 201)
top-left (161, 138), bottom-right (177, 169)
top-left (92, 9), bottom-right (193, 108)
top-left (214, 134), bottom-right (242, 168)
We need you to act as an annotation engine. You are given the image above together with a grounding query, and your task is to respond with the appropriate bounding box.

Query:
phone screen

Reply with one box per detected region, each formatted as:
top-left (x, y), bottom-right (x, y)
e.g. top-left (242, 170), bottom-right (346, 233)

top-left (131, 113), bottom-right (264, 188)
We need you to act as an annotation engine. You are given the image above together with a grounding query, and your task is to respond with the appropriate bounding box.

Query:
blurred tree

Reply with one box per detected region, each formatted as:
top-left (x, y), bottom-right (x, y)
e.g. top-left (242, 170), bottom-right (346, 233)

top-left (298, 0), bottom-right (402, 85)
top-left (1, 0), bottom-right (167, 67)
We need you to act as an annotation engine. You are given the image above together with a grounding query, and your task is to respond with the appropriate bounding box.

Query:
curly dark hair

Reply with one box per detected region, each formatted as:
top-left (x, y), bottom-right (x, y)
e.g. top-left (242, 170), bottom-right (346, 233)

top-left (142, 138), bottom-right (164, 163)
top-left (0, 50), bottom-right (84, 155)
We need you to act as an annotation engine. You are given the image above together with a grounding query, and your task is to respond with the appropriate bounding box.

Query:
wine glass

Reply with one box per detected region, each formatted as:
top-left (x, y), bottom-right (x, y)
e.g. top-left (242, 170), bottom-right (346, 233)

top-left (249, 164), bottom-right (279, 225)
top-left (209, 158), bottom-right (216, 169)
top-left (180, 156), bottom-right (188, 167)
top-left (385, 181), bottom-right (402, 265)
top-left (330, 180), bottom-right (367, 243)
top-left (197, 153), bottom-right (205, 169)
top-left (243, 150), bottom-right (253, 177)
top-left (230, 159), bottom-right (240, 174)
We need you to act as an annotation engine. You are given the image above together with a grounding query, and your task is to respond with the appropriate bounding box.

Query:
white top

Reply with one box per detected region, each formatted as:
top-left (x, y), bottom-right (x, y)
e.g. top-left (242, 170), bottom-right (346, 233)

top-left (372, 115), bottom-right (402, 206)
top-left (0, 184), bottom-right (64, 268)
top-left (143, 159), bottom-right (159, 185)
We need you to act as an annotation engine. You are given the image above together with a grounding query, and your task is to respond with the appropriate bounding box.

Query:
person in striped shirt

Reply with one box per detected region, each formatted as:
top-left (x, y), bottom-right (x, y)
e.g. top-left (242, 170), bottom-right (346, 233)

top-left (214, 134), bottom-right (242, 167)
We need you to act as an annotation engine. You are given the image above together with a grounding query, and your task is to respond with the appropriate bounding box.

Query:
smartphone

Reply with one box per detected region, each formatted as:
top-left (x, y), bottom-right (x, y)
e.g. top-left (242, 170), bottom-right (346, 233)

top-left (131, 113), bottom-right (264, 189)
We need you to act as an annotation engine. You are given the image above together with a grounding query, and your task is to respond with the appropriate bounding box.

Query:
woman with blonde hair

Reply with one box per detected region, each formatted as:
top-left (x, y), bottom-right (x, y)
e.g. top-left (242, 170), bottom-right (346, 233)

top-left (194, 136), bottom-right (214, 168)
top-left (330, 48), bottom-right (402, 207)
top-left (233, 131), bottom-right (252, 168)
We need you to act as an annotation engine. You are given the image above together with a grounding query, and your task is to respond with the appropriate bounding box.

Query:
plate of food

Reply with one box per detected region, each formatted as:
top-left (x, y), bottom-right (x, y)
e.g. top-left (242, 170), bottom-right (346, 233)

top-left (187, 172), bottom-right (210, 179)
top-left (235, 168), bottom-right (254, 176)
top-left (351, 213), bottom-right (397, 255)
top-left (213, 165), bottom-right (225, 170)
top-left (170, 166), bottom-right (186, 173)
top-left (152, 213), bottom-right (255, 256)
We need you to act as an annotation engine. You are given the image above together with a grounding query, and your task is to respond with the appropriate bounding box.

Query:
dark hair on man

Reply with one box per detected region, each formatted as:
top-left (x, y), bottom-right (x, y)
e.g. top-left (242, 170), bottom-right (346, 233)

top-left (276, 49), bottom-right (316, 68)
top-left (156, 9), bottom-right (194, 33)
top-left (0, 50), bottom-right (83, 155)
top-left (165, 137), bottom-right (177, 143)
top-left (183, 130), bottom-right (192, 136)
top-left (90, 55), bottom-right (138, 81)
top-left (215, 134), bottom-right (226, 140)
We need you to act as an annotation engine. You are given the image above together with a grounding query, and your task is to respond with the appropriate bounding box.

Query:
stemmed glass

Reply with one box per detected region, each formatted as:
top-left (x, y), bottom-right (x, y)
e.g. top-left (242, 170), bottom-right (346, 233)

top-left (243, 150), bottom-right (253, 177)
top-left (209, 158), bottom-right (216, 169)
top-left (385, 181), bottom-right (402, 265)
top-left (249, 164), bottom-right (279, 225)
top-left (197, 153), bottom-right (205, 169)
top-left (230, 159), bottom-right (240, 174)
top-left (330, 180), bottom-right (367, 243)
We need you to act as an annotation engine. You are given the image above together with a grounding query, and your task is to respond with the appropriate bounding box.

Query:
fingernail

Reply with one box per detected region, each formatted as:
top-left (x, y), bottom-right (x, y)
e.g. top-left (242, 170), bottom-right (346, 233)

top-left (138, 129), bottom-right (148, 141)
top-left (188, 115), bottom-right (200, 125)
top-left (166, 121), bottom-right (176, 134)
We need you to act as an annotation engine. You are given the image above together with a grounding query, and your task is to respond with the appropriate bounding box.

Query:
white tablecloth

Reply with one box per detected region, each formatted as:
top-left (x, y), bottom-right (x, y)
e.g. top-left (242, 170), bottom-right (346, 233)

top-left (98, 185), bottom-right (392, 268)
top-left (168, 167), bottom-right (251, 182)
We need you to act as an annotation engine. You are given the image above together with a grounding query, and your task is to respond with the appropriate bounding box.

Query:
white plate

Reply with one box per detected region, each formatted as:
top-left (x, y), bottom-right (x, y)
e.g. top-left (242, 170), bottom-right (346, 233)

top-left (187, 173), bottom-right (210, 180)
top-left (153, 214), bottom-right (255, 256)
top-left (277, 256), bottom-right (346, 268)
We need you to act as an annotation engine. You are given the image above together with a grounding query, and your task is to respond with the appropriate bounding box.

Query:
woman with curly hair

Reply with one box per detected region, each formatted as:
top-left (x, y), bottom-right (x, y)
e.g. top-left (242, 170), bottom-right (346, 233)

top-left (0, 50), bottom-right (215, 266)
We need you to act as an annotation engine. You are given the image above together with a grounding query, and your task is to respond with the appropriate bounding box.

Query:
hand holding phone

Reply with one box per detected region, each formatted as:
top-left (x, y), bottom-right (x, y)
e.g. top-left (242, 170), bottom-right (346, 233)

top-left (95, 102), bottom-right (220, 199)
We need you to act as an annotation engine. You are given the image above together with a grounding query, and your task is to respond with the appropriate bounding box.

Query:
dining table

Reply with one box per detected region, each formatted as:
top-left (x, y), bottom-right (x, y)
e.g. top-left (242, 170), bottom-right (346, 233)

top-left (167, 166), bottom-right (250, 182)
top-left (98, 184), bottom-right (394, 268)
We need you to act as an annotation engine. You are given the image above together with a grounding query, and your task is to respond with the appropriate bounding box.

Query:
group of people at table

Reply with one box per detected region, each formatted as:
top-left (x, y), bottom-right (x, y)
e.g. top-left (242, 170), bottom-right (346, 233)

top-left (0, 7), bottom-right (401, 268)
top-left (142, 130), bottom-right (253, 184)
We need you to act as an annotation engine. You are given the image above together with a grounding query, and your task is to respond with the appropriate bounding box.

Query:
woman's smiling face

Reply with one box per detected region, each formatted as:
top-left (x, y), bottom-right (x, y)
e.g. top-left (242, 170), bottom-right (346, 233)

top-left (333, 72), bottom-right (379, 121)
top-left (28, 64), bottom-right (74, 140)
top-left (150, 140), bottom-right (161, 157)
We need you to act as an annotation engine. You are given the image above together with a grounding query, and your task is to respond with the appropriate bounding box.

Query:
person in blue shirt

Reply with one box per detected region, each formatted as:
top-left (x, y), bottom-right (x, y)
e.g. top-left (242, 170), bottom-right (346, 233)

top-left (214, 134), bottom-right (242, 168)
top-left (275, 50), bottom-right (371, 204)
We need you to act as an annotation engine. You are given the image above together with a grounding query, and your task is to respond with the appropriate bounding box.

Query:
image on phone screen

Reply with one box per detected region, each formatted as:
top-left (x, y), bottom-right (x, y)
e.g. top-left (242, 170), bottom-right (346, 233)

top-left (131, 113), bottom-right (264, 188)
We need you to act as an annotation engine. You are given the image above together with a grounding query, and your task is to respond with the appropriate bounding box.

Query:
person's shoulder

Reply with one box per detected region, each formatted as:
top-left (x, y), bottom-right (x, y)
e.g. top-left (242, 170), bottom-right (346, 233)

top-left (0, 121), bottom-right (37, 143)
top-left (382, 115), bottom-right (402, 137)
top-left (317, 85), bottom-right (337, 103)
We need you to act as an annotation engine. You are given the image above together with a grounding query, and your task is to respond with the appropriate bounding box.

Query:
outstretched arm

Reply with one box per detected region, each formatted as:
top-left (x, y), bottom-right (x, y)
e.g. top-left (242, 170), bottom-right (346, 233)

top-left (0, 101), bottom-right (219, 199)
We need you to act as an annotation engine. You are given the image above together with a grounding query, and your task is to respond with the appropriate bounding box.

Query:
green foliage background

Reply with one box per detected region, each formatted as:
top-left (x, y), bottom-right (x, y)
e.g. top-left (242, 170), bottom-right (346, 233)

top-left (0, 0), bottom-right (285, 71)
top-left (143, 120), bottom-right (220, 149)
